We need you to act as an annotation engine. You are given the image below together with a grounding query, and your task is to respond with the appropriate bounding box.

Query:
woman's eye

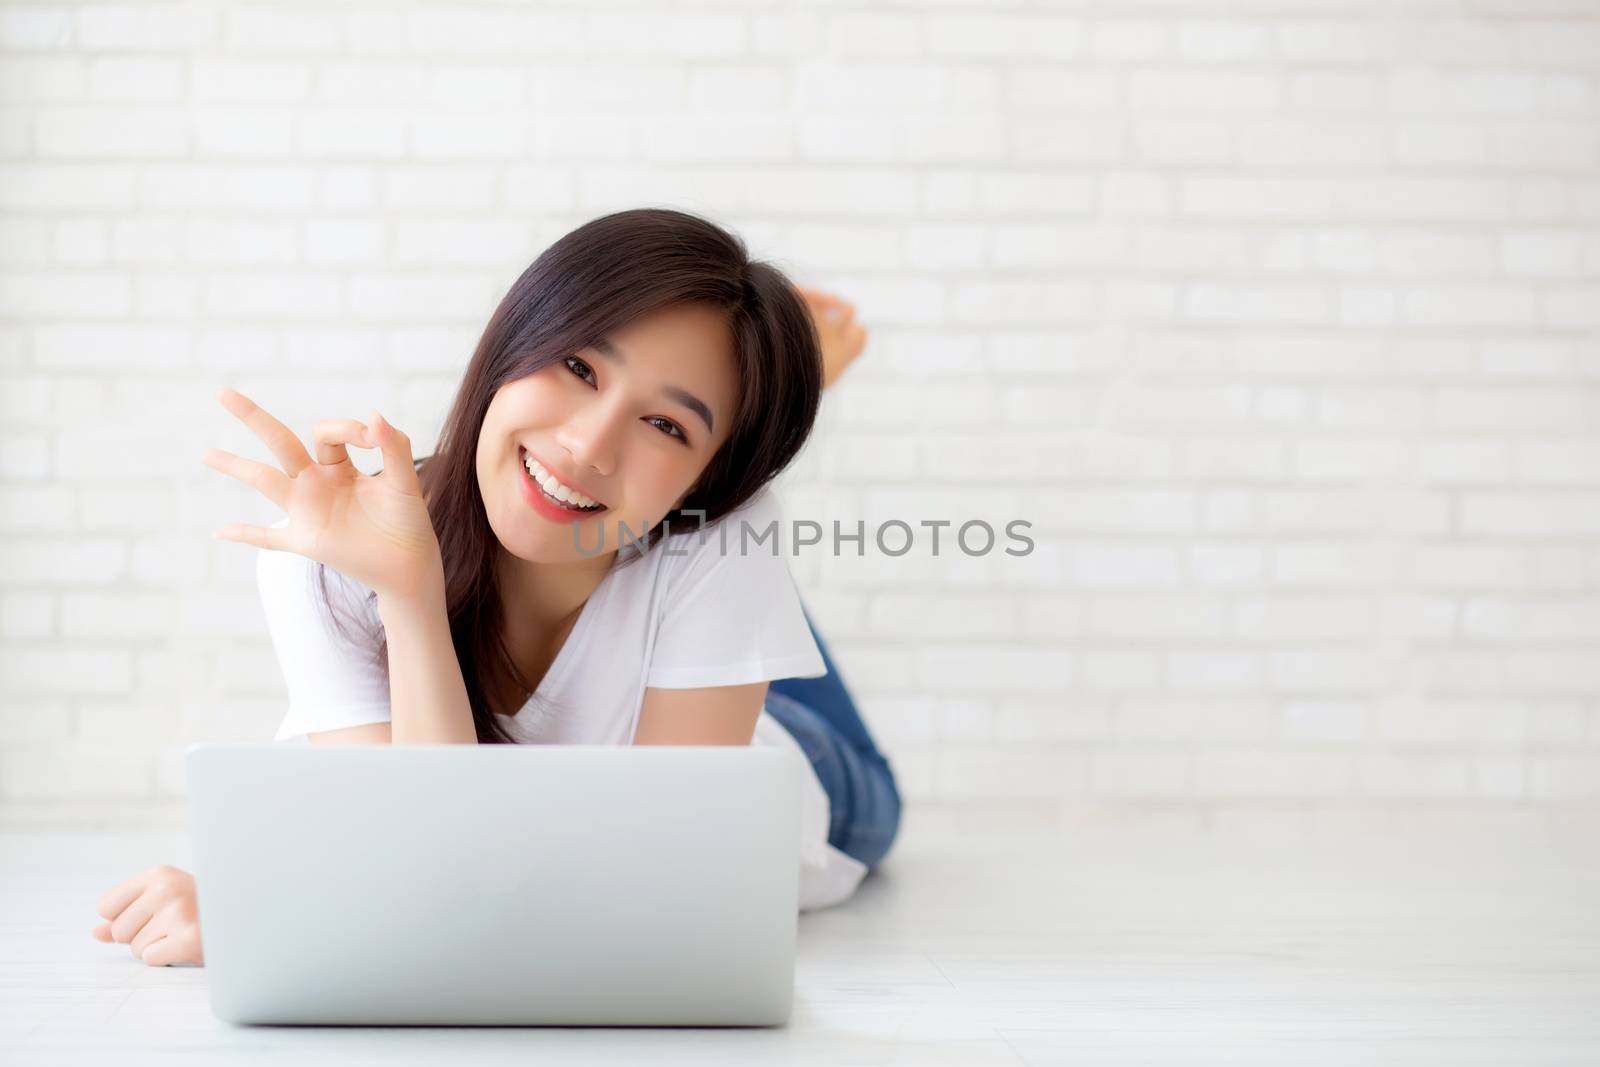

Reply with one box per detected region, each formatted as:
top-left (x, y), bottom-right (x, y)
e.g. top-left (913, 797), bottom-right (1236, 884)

top-left (565, 356), bottom-right (595, 384)
top-left (565, 356), bottom-right (685, 442)
top-left (646, 416), bottom-right (686, 442)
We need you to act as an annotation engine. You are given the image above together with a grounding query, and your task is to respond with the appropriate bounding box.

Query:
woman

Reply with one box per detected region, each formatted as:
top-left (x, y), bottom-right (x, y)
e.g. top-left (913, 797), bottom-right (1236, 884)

top-left (90, 208), bottom-right (902, 967)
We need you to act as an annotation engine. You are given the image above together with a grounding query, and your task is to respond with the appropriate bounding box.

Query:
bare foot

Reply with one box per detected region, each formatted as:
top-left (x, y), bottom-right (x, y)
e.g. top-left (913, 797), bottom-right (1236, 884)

top-left (797, 285), bottom-right (869, 389)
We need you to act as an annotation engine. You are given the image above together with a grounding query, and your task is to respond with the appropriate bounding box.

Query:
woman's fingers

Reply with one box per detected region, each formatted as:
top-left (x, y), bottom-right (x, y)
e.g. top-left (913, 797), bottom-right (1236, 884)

top-left (92, 865), bottom-right (204, 965)
top-left (96, 868), bottom-right (152, 922)
top-left (108, 888), bottom-right (158, 946)
top-left (201, 447), bottom-right (291, 512)
top-left (215, 388), bottom-right (315, 478)
top-left (212, 521), bottom-right (288, 549)
top-left (311, 417), bottom-right (372, 468)
top-left (136, 934), bottom-right (171, 965)
top-left (141, 926), bottom-right (201, 967)
top-left (367, 410), bottom-right (422, 496)
top-left (129, 908), bottom-right (168, 959)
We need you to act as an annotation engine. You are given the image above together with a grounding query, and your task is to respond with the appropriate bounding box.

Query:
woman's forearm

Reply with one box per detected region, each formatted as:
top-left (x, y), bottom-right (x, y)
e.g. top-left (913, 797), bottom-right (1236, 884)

top-left (377, 575), bottom-right (478, 745)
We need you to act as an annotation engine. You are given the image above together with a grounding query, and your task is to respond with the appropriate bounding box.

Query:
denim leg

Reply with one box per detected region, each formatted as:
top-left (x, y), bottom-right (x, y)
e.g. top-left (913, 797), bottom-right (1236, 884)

top-left (769, 605), bottom-right (893, 769)
top-left (765, 606), bottom-right (902, 870)
top-left (763, 689), bottom-right (901, 871)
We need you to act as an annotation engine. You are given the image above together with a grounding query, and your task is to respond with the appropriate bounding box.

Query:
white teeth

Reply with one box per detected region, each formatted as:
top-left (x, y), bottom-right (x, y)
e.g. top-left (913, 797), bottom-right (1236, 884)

top-left (523, 453), bottom-right (600, 509)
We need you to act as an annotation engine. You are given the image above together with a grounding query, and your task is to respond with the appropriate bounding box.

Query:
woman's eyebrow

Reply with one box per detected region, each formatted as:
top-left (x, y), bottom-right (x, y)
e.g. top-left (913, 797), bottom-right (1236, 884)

top-left (591, 337), bottom-right (716, 435)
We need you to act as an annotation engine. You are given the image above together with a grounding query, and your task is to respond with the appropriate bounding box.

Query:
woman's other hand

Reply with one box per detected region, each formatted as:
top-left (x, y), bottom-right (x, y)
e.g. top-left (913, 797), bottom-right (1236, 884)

top-left (797, 285), bottom-right (869, 389)
top-left (201, 388), bottom-right (443, 602)
top-left (90, 864), bottom-right (205, 967)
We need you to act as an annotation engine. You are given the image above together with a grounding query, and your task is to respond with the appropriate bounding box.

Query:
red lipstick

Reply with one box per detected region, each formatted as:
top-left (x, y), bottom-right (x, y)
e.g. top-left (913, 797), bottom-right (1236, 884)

top-left (518, 447), bottom-right (608, 525)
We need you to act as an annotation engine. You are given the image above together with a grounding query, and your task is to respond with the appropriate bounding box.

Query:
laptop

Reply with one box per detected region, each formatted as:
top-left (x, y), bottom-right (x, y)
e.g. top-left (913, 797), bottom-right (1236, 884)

top-left (185, 742), bottom-right (803, 1026)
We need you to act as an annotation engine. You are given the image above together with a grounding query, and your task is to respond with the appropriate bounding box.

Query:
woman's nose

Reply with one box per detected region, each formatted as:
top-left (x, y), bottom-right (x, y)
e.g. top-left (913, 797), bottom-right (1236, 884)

top-left (554, 399), bottom-right (621, 476)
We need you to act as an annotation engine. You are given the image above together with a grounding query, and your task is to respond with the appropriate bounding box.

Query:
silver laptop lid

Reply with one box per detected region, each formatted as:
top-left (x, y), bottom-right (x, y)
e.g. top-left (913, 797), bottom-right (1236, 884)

top-left (186, 743), bottom-right (802, 1026)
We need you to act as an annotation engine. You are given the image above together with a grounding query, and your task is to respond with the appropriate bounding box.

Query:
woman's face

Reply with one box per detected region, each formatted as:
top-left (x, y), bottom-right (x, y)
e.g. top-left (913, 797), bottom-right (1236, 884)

top-left (475, 301), bottom-right (739, 565)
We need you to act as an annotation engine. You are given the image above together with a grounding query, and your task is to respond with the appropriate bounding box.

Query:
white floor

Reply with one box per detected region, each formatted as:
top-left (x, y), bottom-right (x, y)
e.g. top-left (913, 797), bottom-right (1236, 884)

top-left (4, 801), bottom-right (1598, 1065)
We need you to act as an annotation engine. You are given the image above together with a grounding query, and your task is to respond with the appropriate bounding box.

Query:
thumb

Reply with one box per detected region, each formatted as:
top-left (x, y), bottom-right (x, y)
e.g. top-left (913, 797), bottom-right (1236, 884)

top-left (368, 410), bottom-right (420, 492)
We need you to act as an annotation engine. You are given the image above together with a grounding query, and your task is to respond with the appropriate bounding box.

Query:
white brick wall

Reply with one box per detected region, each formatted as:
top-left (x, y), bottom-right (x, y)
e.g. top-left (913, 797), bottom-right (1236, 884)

top-left (1, 0), bottom-right (1598, 820)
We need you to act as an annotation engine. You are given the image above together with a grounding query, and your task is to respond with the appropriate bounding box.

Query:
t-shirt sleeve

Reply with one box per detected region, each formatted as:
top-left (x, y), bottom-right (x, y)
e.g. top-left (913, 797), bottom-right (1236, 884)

top-left (644, 486), bottom-right (828, 689)
top-left (255, 518), bottom-right (392, 743)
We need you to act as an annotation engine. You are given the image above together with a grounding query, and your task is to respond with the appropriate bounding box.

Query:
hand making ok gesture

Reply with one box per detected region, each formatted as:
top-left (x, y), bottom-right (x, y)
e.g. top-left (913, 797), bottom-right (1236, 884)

top-left (201, 388), bottom-right (443, 602)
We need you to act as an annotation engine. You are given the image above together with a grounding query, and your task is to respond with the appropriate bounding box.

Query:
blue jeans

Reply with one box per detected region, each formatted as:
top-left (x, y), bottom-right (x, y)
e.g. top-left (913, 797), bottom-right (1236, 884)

top-left (765, 608), bottom-right (902, 871)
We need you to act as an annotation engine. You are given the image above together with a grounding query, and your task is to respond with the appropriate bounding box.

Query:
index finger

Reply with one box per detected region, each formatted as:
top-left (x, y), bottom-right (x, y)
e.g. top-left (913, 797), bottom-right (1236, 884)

top-left (96, 868), bottom-right (155, 921)
top-left (216, 388), bottom-right (314, 478)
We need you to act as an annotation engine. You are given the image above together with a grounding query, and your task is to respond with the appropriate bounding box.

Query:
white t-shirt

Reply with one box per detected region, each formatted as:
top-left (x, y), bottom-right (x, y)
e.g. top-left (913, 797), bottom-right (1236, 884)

top-left (254, 484), bottom-right (869, 911)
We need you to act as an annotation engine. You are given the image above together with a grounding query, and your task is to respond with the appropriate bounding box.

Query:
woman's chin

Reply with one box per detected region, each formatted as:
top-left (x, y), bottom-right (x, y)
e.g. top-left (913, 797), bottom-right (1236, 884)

top-left (515, 523), bottom-right (618, 565)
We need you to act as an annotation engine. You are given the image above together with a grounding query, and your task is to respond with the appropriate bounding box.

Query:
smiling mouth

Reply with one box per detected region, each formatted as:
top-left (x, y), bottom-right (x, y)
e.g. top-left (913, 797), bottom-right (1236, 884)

top-left (520, 447), bottom-right (607, 514)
